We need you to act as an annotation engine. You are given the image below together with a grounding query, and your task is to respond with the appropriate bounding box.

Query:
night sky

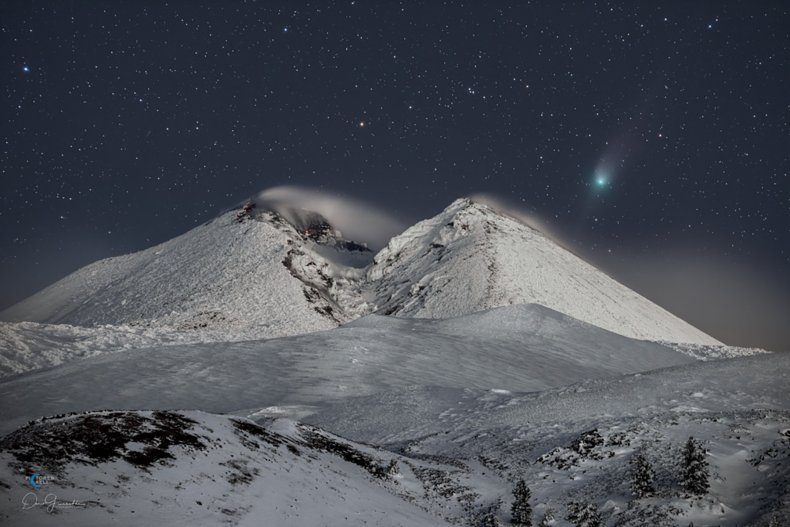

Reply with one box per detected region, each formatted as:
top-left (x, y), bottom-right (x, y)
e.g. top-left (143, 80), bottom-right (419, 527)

top-left (2, 2), bottom-right (789, 350)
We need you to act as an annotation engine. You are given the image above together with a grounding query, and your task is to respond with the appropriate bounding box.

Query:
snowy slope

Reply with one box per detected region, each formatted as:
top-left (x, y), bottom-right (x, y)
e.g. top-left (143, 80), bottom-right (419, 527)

top-left (0, 207), bottom-right (371, 340)
top-left (0, 352), bottom-right (787, 525)
top-left (0, 411), bottom-right (458, 527)
top-left (366, 198), bottom-right (720, 345)
top-left (309, 352), bottom-right (790, 527)
top-left (0, 304), bottom-right (701, 434)
top-left (1, 197), bottom-right (720, 347)
top-left (309, 351), bottom-right (790, 447)
top-left (0, 321), bottom-right (169, 377)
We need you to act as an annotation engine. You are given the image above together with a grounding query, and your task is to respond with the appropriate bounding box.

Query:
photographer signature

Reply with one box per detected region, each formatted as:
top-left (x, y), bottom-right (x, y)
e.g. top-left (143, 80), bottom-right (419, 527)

top-left (21, 493), bottom-right (88, 513)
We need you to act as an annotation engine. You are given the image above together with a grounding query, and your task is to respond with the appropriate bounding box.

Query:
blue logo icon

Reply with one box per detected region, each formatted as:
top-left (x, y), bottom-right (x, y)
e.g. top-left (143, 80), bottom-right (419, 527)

top-left (27, 473), bottom-right (56, 490)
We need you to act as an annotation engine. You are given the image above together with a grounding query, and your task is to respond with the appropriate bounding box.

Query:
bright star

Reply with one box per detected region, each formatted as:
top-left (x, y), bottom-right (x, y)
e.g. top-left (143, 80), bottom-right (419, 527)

top-left (22, 65), bottom-right (30, 73)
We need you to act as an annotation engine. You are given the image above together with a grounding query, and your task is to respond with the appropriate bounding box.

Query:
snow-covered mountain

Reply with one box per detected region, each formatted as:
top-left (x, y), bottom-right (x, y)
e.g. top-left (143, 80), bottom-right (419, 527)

top-left (0, 197), bottom-right (720, 346)
top-left (0, 196), bottom-right (785, 526)
top-left (365, 198), bottom-right (719, 344)
top-left (0, 204), bottom-right (372, 340)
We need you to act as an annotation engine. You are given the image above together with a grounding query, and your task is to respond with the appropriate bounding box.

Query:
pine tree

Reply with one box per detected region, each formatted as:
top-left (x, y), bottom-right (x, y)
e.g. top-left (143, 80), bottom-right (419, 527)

top-left (481, 512), bottom-right (500, 527)
top-left (630, 449), bottom-right (656, 498)
top-left (538, 508), bottom-right (556, 526)
top-left (511, 479), bottom-right (532, 527)
top-left (386, 459), bottom-right (399, 476)
top-left (566, 501), bottom-right (602, 527)
top-left (680, 436), bottom-right (709, 496)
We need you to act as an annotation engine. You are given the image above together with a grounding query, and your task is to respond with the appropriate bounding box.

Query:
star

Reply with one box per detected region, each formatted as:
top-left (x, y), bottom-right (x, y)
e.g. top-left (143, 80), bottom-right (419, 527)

top-left (22, 65), bottom-right (30, 73)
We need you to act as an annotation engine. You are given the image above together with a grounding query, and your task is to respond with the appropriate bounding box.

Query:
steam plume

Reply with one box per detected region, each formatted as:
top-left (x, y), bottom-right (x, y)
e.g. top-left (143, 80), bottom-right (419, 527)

top-left (252, 186), bottom-right (406, 250)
